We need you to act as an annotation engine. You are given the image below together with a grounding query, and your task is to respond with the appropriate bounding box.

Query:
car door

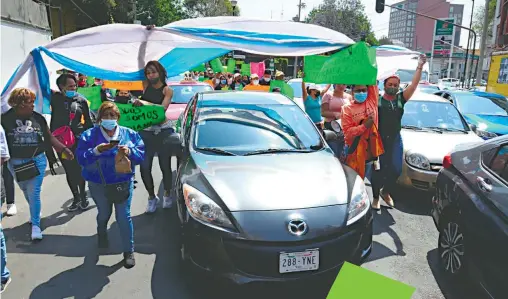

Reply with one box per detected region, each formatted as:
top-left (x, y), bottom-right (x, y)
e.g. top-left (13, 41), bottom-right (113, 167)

top-left (464, 140), bottom-right (508, 297)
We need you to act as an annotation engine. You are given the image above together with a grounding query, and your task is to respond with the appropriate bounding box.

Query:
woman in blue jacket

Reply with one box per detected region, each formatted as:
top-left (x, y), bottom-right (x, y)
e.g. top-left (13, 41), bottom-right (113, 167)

top-left (76, 102), bottom-right (145, 269)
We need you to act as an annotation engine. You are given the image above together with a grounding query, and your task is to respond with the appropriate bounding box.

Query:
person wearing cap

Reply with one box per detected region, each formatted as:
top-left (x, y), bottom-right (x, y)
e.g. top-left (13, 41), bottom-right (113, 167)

top-left (301, 76), bottom-right (330, 129)
top-left (259, 70), bottom-right (272, 86)
top-left (249, 74), bottom-right (260, 86)
top-left (370, 54), bottom-right (427, 210)
top-left (230, 73), bottom-right (245, 90)
top-left (275, 71), bottom-right (285, 81)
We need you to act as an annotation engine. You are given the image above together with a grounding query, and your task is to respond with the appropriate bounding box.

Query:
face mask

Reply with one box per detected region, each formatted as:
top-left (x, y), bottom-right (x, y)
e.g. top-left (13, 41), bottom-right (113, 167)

top-left (354, 92), bottom-right (368, 103)
top-left (148, 77), bottom-right (160, 84)
top-left (253, 80), bottom-right (259, 85)
top-left (264, 77), bottom-right (271, 82)
top-left (194, 76), bottom-right (199, 81)
top-left (221, 80), bottom-right (227, 85)
top-left (385, 87), bottom-right (398, 95)
top-left (65, 90), bottom-right (77, 98)
top-left (101, 119), bottom-right (117, 131)
top-left (95, 81), bottom-right (102, 86)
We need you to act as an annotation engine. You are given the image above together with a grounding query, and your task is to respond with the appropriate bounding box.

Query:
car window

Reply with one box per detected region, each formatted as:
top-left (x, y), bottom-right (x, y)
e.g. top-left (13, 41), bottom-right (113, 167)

top-left (401, 100), bottom-right (469, 130)
top-left (193, 104), bottom-right (321, 154)
top-left (454, 95), bottom-right (508, 116)
top-left (170, 85), bottom-right (213, 104)
top-left (488, 145), bottom-right (508, 181)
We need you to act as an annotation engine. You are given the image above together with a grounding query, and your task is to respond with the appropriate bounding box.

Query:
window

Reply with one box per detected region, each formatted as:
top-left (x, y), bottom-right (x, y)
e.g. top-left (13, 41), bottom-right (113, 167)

top-left (488, 145), bottom-right (508, 181)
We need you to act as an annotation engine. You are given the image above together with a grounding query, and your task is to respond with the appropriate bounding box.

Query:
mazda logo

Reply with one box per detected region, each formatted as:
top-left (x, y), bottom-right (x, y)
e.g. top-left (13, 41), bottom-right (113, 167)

top-left (288, 219), bottom-right (308, 236)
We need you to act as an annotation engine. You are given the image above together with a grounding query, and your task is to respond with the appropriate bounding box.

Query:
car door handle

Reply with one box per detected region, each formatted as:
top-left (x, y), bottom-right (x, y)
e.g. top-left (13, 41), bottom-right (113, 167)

top-left (476, 177), bottom-right (493, 192)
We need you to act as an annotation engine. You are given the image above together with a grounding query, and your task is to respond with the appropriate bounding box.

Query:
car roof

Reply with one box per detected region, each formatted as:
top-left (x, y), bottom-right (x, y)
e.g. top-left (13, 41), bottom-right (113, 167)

top-left (408, 91), bottom-right (450, 103)
top-left (198, 91), bottom-right (296, 107)
top-left (471, 91), bottom-right (506, 99)
top-left (168, 81), bottom-right (209, 86)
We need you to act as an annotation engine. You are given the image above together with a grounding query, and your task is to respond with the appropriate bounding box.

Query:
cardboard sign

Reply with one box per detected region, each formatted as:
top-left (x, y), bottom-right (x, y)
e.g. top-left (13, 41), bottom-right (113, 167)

top-left (77, 86), bottom-right (102, 110)
top-left (116, 103), bottom-right (166, 131)
top-left (227, 59), bottom-right (236, 73)
top-left (270, 80), bottom-right (294, 99)
top-left (250, 62), bottom-right (266, 78)
top-left (241, 64), bottom-right (251, 76)
top-left (210, 58), bottom-right (223, 73)
top-left (243, 85), bottom-right (270, 92)
top-left (103, 80), bottom-right (144, 91)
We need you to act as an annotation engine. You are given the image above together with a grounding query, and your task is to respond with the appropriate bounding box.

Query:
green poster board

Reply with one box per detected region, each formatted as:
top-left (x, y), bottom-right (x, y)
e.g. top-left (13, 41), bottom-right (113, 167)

top-left (270, 80), bottom-right (294, 99)
top-left (303, 42), bottom-right (377, 85)
top-left (77, 86), bottom-right (102, 110)
top-left (241, 63), bottom-right (251, 76)
top-left (116, 103), bottom-right (166, 131)
top-left (210, 58), bottom-right (223, 73)
top-left (191, 64), bottom-right (205, 72)
top-left (227, 59), bottom-right (236, 73)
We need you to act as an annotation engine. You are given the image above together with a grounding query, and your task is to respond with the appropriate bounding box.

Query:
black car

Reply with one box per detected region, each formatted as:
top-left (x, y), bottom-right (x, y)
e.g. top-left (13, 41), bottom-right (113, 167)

top-left (432, 135), bottom-right (508, 298)
top-left (175, 91), bottom-right (373, 285)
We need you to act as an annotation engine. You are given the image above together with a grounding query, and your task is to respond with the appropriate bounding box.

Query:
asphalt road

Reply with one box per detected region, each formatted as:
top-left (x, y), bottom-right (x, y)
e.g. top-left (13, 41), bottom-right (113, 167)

top-left (1, 157), bottom-right (487, 299)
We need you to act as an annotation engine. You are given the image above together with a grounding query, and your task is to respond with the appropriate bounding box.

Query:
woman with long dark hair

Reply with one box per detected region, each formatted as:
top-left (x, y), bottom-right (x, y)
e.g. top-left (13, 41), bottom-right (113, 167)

top-left (132, 61), bottom-right (177, 213)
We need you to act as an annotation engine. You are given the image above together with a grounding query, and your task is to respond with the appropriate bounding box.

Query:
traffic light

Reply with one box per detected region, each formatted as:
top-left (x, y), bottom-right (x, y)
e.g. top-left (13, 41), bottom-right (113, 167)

top-left (376, 0), bottom-right (385, 13)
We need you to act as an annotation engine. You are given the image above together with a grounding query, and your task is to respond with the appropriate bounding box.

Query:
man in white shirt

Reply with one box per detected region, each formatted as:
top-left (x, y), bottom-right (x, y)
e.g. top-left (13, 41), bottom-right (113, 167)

top-left (0, 125), bottom-right (12, 293)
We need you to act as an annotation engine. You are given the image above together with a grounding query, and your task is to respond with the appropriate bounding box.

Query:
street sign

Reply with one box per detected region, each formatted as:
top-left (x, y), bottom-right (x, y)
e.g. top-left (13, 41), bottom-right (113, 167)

top-left (432, 18), bottom-right (454, 58)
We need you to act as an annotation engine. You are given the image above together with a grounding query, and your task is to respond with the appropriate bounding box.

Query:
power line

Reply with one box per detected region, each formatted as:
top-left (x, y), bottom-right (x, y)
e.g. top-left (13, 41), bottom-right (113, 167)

top-left (69, 0), bottom-right (100, 26)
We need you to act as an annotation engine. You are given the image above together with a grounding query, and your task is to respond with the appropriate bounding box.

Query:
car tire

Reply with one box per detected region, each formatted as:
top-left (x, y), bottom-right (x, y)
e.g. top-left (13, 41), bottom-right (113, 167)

top-left (438, 211), bottom-right (467, 280)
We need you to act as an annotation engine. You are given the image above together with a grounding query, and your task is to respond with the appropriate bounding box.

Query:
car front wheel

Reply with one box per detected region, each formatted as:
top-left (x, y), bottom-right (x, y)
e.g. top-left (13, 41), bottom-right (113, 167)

top-left (438, 214), bottom-right (466, 278)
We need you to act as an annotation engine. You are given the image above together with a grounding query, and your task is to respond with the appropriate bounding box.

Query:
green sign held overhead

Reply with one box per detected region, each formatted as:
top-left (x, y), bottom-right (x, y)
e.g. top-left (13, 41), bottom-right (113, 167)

top-left (241, 63), bottom-right (251, 76)
top-left (270, 80), bottom-right (294, 99)
top-left (191, 64), bottom-right (205, 72)
top-left (116, 103), bottom-right (166, 131)
top-left (210, 58), bottom-right (223, 73)
top-left (227, 59), bottom-right (236, 73)
top-left (303, 42), bottom-right (377, 85)
top-left (77, 86), bottom-right (102, 110)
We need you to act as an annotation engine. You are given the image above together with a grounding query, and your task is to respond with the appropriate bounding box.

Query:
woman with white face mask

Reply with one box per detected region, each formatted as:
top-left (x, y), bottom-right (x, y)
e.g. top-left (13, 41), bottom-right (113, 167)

top-left (76, 102), bottom-right (145, 269)
top-left (250, 74), bottom-right (260, 86)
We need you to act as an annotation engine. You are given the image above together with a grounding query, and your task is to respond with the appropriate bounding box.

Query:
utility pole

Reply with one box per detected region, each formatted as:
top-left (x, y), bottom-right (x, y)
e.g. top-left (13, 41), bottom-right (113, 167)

top-left (132, 0), bottom-right (137, 24)
top-left (294, 0), bottom-right (304, 78)
top-left (476, 0), bottom-right (490, 85)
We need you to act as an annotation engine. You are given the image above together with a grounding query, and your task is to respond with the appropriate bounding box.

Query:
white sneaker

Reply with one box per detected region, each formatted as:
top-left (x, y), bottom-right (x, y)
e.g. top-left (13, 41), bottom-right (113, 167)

top-left (31, 225), bottom-right (43, 240)
top-left (162, 191), bottom-right (174, 209)
top-left (145, 197), bottom-right (159, 214)
top-left (6, 204), bottom-right (17, 216)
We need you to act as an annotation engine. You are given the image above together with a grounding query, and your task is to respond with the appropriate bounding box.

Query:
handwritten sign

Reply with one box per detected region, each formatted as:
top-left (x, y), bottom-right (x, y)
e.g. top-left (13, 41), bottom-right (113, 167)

top-left (243, 85), bottom-right (270, 92)
top-left (77, 86), bottom-right (102, 110)
top-left (116, 103), bottom-right (166, 131)
top-left (270, 80), bottom-right (294, 99)
top-left (303, 42), bottom-right (377, 85)
top-left (210, 58), bottom-right (223, 73)
top-left (241, 64), bottom-right (251, 76)
top-left (103, 80), bottom-right (144, 91)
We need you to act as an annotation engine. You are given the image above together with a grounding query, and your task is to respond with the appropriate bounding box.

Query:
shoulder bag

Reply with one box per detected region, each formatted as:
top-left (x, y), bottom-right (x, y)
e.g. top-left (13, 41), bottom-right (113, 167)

top-left (13, 148), bottom-right (40, 182)
top-left (96, 160), bottom-right (131, 204)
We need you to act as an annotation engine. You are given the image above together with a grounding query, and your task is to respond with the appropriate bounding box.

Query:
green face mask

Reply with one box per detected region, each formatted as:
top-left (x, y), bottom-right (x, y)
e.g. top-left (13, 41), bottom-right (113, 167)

top-left (385, 87), bottom-right (398, 95)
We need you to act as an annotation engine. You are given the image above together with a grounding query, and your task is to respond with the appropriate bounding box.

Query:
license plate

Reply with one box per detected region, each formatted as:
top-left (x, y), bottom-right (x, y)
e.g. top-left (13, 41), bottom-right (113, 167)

top-left (279, 249), bottom-right (319, 273)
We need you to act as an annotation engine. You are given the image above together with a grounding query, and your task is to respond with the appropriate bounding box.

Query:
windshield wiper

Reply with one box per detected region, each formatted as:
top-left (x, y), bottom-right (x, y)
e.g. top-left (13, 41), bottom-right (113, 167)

top-left (196, 147), bottom-right (238, 156)
top-left (402, 125), bottom-right (424, 130)
top-left (425, 126), bottom-right (468, 134)
top-left (243, 148), bottom-right (313, 156)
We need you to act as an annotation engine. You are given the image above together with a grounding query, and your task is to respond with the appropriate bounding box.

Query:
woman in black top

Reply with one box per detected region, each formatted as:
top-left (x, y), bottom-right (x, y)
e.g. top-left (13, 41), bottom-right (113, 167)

top-left (51, 74), bottom-right (94, 211)
top-left (2, 88), bottom-right (73, 240)
top-left (132, 61), bottom-right (176, 213)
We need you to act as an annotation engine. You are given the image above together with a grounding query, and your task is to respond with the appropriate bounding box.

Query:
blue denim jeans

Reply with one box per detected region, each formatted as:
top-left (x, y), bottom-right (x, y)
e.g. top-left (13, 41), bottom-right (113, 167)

top-left (88, 181), bottom-right (134, 253)
top-left (8, 153), bottom-right (47, 227)
top-left (1, 221), bottom-right (10, 283)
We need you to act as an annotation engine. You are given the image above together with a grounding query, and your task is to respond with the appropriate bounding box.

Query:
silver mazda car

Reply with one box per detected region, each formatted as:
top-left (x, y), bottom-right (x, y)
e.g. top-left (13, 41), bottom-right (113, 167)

top-left (175, 91), bottom-right (373, 285)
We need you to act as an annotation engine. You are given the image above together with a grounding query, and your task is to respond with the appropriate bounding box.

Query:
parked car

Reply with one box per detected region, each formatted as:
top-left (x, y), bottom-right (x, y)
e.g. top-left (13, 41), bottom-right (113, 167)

top-left (287, 78), bottom-right (329, 110)
top-left (175, 91), bottom-right (373, 284)
top-left (432, 135), bottom-right (508, 299)
top-left (165, 81), bottom-right (213, 121)
top-left (397, 92), bottom-right (483, 191)
top-left (417, 83), bottom-right (440, 94)
top-left (438, 78), bottom-right (460, 90)
top-left (434, 90), bottom-right (508, 139)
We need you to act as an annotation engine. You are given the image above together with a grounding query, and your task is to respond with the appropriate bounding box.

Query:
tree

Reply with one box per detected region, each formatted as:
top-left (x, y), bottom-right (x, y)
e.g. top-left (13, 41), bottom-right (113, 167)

top-left (134, 0), bottom-right (188, 26)
top-left (378, 36), bottom-right (393, 45)
top-left (305, 0), bottom-right (378, 45)
top-left (183, 0), bottom-right (240, 17)
top-left (472, 0), bottom-right (496, 40)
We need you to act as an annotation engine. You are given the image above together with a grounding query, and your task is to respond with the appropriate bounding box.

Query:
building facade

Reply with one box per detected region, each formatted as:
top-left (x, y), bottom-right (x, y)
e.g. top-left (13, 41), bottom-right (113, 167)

top-left (388, 0), bottom-right (463, 52)
top-left (494, 0), bottom-right (508, 48)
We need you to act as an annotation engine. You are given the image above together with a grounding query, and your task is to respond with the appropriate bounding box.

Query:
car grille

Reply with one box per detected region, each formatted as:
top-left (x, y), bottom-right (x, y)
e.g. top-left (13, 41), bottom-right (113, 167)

top-left (223, 230), bottom-right (366, 278)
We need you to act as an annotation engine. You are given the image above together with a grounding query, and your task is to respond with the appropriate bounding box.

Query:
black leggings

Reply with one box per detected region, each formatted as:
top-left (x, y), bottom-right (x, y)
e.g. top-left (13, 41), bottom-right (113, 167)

top-left (58, 146), bottom-right (86, 199)
top-left (372, 134), bottom-right (403, 199)
top-left (2, 163), bottom-right (15, 205)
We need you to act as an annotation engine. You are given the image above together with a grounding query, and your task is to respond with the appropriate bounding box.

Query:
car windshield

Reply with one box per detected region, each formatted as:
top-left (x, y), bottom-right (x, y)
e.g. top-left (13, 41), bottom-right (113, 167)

top-left (194, 104), bottom-right (322, 154)
top-left (454, 95), bottom-right (508, 116)
top-left (418, 86), bottom-right (439, 94)
top-left (288, 81), bottom-right (328, 98)
top-left (171, 85), bottom-right (213, 104)
top-left (396, 69), bottom-right (429, 82)
top-left (401, 100), bottom-right (469, 131)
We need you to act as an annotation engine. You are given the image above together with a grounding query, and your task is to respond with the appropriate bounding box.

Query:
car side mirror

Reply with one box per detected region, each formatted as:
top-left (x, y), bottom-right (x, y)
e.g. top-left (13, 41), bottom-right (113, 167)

top-left (469, 124), bottom-right (477, 132)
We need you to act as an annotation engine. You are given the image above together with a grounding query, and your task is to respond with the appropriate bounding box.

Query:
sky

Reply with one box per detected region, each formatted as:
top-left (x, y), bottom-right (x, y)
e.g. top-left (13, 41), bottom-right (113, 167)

top-left (237, 0), bottom-right (485, 48)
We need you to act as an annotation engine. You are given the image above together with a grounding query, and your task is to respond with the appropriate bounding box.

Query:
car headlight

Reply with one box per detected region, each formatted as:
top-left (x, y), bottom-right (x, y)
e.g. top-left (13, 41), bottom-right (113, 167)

top-left (475, 129), bottom-right (497, 139)
top-left (182, 184), bottom-right (235, 231)
top-left (405, 152), bottom-right (431, 170)
top-left (347, 176), bottom-right (370, 226)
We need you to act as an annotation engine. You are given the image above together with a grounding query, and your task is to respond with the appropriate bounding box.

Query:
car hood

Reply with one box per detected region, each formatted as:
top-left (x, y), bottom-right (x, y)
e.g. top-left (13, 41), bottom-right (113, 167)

top-left (401, 130), bottom-right (483, 164)
top-left (192, 150), bottom-right (348, 212)
top-left (165, 103), bottom-right (187, 121)
top-left (462, 113), bottom-right (508, 135)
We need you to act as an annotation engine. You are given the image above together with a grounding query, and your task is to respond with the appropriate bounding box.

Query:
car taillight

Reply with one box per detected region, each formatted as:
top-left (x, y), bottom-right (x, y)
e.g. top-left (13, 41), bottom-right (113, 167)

top-left (443, 153), bottom-right (452, 169)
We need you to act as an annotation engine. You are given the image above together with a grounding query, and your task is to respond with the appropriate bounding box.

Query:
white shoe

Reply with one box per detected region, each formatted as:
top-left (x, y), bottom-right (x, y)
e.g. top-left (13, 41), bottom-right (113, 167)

top-left (162, 191), bottom-right (174, 209)
top-left (6, 204), bottom-right (17, 216)
top-left (31, 225), bottom-right (43, 240)
top-left (145, 197), bottom-right (159, 214)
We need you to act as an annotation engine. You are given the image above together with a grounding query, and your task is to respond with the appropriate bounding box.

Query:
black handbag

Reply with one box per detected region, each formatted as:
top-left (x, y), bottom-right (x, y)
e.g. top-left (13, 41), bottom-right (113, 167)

top-left (13, 148), bottom-right (40, 182)
top-left (97, 161), bottom-right (131, 204)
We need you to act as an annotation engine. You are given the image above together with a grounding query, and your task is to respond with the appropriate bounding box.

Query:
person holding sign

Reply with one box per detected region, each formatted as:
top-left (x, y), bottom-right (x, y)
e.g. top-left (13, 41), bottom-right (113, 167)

top-left (371, 54), bottom-right (427, 210)
top-left (132, 61), bottom-right (177, 213)
top-left (76, 102), bottom-right (145, 269)
top-left (51, 74), bottom-right (94, 211)
top-left (301, 77), bottom-right (330, 130)
top-left (321, 84), bottom-right (351, 157)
